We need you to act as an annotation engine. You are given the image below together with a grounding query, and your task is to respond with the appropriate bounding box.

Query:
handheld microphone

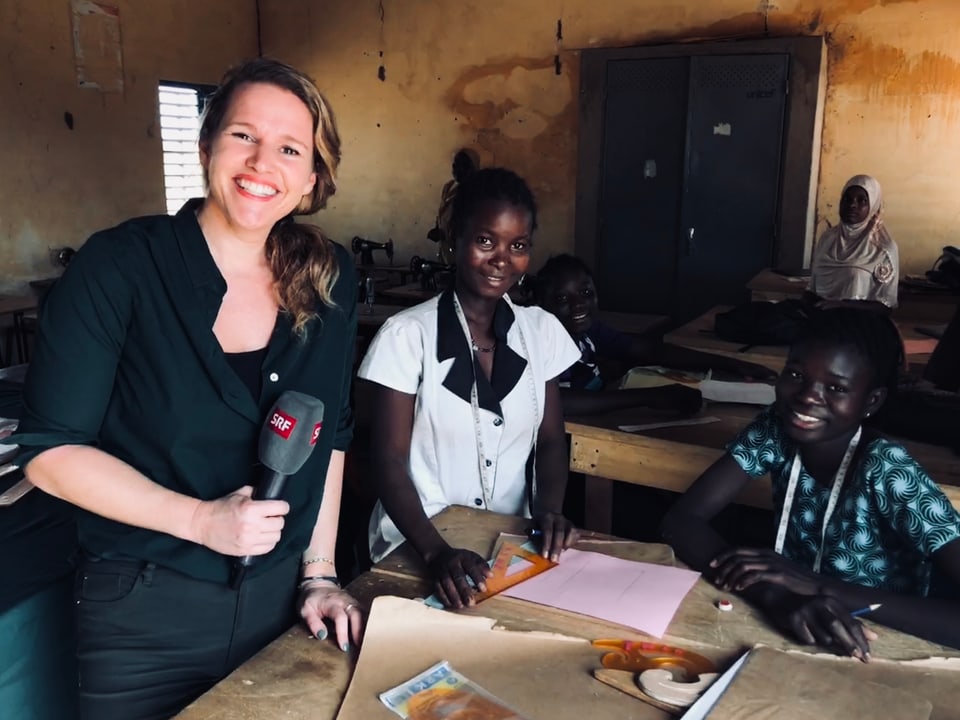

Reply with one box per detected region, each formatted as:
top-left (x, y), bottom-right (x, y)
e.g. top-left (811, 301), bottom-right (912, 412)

top-left (229, 390), bottom-right (325, 589)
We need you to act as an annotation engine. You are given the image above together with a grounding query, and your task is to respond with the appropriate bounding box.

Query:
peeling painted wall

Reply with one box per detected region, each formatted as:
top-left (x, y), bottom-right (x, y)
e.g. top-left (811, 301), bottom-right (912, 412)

top-left (0, 0), bottom-right (257, 290)
top-left (261, 0), bottom-right (960, 275)
top-left (4, 1), bottom-right (955, 286)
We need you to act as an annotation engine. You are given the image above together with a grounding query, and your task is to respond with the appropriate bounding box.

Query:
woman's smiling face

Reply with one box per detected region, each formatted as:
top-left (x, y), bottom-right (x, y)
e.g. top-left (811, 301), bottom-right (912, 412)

top-left (454, 198), bottom-right (533, 302)
top-left (776, 341), bottom-right (885, 445)
top-left (201, 82), bottom-right (317, 237)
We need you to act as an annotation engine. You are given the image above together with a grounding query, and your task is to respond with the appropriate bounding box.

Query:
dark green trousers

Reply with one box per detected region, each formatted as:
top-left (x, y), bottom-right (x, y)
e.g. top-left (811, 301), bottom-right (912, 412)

top-left (76, 554), bottom-right (299, 720)
top-left (0, 574), bottom-right (79, 720)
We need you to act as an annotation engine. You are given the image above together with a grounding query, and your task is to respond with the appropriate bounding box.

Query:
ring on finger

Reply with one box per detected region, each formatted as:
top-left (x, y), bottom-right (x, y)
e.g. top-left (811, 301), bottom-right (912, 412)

top-left (344, 603), bottom-right (355, 613)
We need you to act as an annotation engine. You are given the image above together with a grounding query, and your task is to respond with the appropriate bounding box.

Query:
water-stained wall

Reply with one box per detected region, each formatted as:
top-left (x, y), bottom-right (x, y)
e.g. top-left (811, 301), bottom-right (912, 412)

top-left (4, 1), bottom-right (955, 287)
top-left (262, 0), bottom-right (960, 275)
top-left (0, 0), bottom-right (256, 290)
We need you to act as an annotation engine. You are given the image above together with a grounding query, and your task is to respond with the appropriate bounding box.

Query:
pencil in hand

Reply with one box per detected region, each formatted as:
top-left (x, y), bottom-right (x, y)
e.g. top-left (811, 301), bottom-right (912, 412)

top-left (850, 603), bottom-right (882, 618)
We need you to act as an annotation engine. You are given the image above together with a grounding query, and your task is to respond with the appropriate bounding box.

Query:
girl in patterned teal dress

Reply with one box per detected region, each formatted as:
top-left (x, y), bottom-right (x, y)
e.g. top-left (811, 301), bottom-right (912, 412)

top-left (663, 308), bottom-right (960, 659)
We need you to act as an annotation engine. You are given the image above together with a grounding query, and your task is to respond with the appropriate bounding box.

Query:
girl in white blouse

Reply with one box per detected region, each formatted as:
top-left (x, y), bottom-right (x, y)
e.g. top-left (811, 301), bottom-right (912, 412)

top-left (358, 168), bottom-right (581, 608)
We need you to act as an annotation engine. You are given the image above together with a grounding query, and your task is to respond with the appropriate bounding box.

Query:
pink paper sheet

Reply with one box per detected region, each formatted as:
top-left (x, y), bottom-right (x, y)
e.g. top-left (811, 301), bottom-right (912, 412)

top-left (904, 338), bottom-right (938, 356)
top-left (502, 548), bottom-right (700, 638)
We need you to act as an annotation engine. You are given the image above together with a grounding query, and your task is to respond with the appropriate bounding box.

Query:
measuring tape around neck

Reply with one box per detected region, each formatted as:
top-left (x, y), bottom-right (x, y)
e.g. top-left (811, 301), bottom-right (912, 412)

top-left (452, 292), bottom-right (539, 509)
top-left (774, 426), bottom-right (862, 573)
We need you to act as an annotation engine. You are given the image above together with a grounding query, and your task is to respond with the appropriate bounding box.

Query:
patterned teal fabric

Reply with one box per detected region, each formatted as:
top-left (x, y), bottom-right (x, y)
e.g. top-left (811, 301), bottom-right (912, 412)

top-left (728, 406), bottom-right (960, 595)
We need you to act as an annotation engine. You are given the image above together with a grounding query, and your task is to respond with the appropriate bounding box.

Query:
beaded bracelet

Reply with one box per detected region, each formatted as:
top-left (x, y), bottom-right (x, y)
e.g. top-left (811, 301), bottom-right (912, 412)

top-left (301, 555), bottom-right (336, 568)
top-left (298, 575), bottom-right (341, 591)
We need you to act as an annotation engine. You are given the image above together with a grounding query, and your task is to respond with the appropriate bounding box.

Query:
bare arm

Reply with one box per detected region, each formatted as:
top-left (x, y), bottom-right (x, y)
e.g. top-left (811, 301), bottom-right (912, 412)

top-left (532, 379), bottom-right (569, 517)
top-left (662, 455), bottom-right (872, 657)
top-left (298, 450), bottom-right (364, 649)
top-left (367, 380), bottom-right (490, 608)
top-left (714, 537), bottom-right (960, 650)
top-left (660, 453), bottom-right (751, 570)
top-left (665, 453), bottom-right (960, 651)
top-left (301, 450), bottom-right (345, 571)
top-left (24, 444), bottom-right (288, 555)
top-left (531, 379), bottom-right (579, 559)
top-left (369, 383), bottom-right (449, 562)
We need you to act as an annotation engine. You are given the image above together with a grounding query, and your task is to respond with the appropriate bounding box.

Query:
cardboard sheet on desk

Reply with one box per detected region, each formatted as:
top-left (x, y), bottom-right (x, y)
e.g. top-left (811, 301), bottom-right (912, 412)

top-left (700, 646), bottom-right (960, 720)
top-left (336, 596), bottom-right (674, 720)
top-left (503, 549), bottom-right (700, 639)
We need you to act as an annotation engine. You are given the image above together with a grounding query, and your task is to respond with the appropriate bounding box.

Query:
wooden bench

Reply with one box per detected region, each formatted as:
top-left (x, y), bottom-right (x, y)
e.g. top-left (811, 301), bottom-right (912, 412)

top-left (566, 404), bottom-right (960, 533)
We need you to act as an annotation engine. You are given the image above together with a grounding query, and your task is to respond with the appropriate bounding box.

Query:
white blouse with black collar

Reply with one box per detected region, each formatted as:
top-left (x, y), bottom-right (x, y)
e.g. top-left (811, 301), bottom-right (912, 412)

top-left (357, 289), bottom-right (580, 562)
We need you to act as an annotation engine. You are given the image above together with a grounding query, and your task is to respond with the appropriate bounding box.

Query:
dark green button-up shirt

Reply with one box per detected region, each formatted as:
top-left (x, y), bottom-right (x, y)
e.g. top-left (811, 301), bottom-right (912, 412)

top-left (14, 200), bottom-right (356, 583)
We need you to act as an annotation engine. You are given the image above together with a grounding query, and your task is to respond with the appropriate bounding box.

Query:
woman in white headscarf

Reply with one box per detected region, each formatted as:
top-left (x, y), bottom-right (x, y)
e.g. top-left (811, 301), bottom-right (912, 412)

top-left (808, 174), bottom-right (899, 309)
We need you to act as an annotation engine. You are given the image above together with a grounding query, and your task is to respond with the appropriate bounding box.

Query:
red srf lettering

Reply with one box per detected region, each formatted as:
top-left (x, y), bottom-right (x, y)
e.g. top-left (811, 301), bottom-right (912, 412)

top-left (310, 422), bottom-right (322, 445)
top-left (269, 410), bottom-right (297, 439)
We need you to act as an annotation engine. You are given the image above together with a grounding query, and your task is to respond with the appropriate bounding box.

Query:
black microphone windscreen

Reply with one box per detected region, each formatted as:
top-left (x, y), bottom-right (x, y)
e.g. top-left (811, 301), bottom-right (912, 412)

top-left (258, 391), bottom-right (325, 475)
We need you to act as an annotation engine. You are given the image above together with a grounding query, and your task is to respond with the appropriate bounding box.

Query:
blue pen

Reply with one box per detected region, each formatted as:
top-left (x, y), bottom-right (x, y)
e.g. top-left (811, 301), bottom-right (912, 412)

top-left (850, 603), bottom-right (882, 618)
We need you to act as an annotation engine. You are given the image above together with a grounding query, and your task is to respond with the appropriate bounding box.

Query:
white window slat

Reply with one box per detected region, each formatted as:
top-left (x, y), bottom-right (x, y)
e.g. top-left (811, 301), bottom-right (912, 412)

top-left (159, 83), bottom-right (206, 214)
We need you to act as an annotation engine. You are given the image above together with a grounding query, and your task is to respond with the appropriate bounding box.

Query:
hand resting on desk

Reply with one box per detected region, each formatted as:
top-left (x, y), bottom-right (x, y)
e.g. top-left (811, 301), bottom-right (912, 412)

top-left (531, 510), bottom-right (579, 562)
top-left (710, 546), bottom-right (824, 596)
top-left (427, 512), bottom-right (578, 609)
top-left (708, 547), bottom-right (876, 661)
top-left (298, 581), bottom-right (364, 651)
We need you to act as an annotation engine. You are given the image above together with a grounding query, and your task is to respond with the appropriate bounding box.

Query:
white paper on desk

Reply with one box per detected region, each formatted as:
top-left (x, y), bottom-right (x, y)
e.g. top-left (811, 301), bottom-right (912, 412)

top-left (699, 379), bottom-right (775, 406)
top-left (503, 549), bottom-right (700, 638)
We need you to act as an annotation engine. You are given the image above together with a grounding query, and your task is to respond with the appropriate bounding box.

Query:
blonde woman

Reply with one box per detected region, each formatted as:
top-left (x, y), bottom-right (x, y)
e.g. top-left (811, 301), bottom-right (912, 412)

top-left (14, 59), bottom-right (361, 719)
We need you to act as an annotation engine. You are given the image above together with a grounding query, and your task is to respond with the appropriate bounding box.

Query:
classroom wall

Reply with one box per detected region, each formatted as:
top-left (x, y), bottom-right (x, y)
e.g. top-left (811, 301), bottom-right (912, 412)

top-left (260, 0), bottom-right (960, 276)
top-left (0, 0), bottom-right (257, 291)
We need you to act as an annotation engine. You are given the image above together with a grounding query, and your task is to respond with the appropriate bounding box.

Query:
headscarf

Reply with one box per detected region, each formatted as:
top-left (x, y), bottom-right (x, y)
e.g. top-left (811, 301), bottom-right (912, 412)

top-left (838, 174), bottom-right (883, 242)
top-left (809, 174), bottom-right (899, 307)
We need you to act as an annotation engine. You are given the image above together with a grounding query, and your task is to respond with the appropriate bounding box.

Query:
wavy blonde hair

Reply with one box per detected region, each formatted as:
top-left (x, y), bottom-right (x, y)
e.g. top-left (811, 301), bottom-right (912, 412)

top-left (198, 58), bottom-right (343, 334)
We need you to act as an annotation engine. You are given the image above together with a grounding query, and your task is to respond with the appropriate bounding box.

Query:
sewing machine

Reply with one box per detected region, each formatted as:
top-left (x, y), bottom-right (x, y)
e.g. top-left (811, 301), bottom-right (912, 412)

top-left (351, 236), bottom-right (394, 267)
top-left (410, 255), bottom-right (455, 292)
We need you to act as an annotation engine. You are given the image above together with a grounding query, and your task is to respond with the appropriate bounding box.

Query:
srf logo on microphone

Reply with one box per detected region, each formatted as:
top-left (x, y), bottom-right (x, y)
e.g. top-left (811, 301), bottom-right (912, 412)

top-left (310, 422), bottom-right (323, 445)
top-left (269, 409), bottom-right (297, 439)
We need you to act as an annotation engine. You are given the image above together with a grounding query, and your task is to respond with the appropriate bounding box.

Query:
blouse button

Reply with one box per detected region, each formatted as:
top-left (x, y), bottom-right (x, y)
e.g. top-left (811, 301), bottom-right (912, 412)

top-left (474, 498), bottom-right (483, 506)
top-left (268, 372), bottom-right (279, 382)
top-left (485, 459), bottom-right (492, 467)
top-left (493, 417), bottom-right (503, 427)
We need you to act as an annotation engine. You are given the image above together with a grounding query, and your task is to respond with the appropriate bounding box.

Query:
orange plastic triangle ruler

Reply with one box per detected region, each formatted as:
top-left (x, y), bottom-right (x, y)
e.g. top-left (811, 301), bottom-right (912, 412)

top-left (474, 541), bottom-right (557, 603)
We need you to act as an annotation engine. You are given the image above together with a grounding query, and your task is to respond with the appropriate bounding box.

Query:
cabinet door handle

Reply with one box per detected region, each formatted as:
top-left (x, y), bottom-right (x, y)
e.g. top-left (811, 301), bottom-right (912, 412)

top-left (685, 227), bottom-right (696, 256)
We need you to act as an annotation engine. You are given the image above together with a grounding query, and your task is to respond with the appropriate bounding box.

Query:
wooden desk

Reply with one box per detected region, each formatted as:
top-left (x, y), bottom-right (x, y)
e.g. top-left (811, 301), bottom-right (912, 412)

top-left (566, 404), bottom-right (960, 533)
top-left (664, 305), bottom-right (937, 373)
top-left (178, 507), bottom-right (956, 719)
top-left (748, 268), bottom-right (959, 323)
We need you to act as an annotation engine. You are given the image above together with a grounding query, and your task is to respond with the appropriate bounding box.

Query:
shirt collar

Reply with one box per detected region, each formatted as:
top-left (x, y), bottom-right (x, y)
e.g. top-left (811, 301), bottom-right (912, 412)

top-left (436, 287), bottom-right (528, 414)
top-left (173, 198), bottom-right (227, 292)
